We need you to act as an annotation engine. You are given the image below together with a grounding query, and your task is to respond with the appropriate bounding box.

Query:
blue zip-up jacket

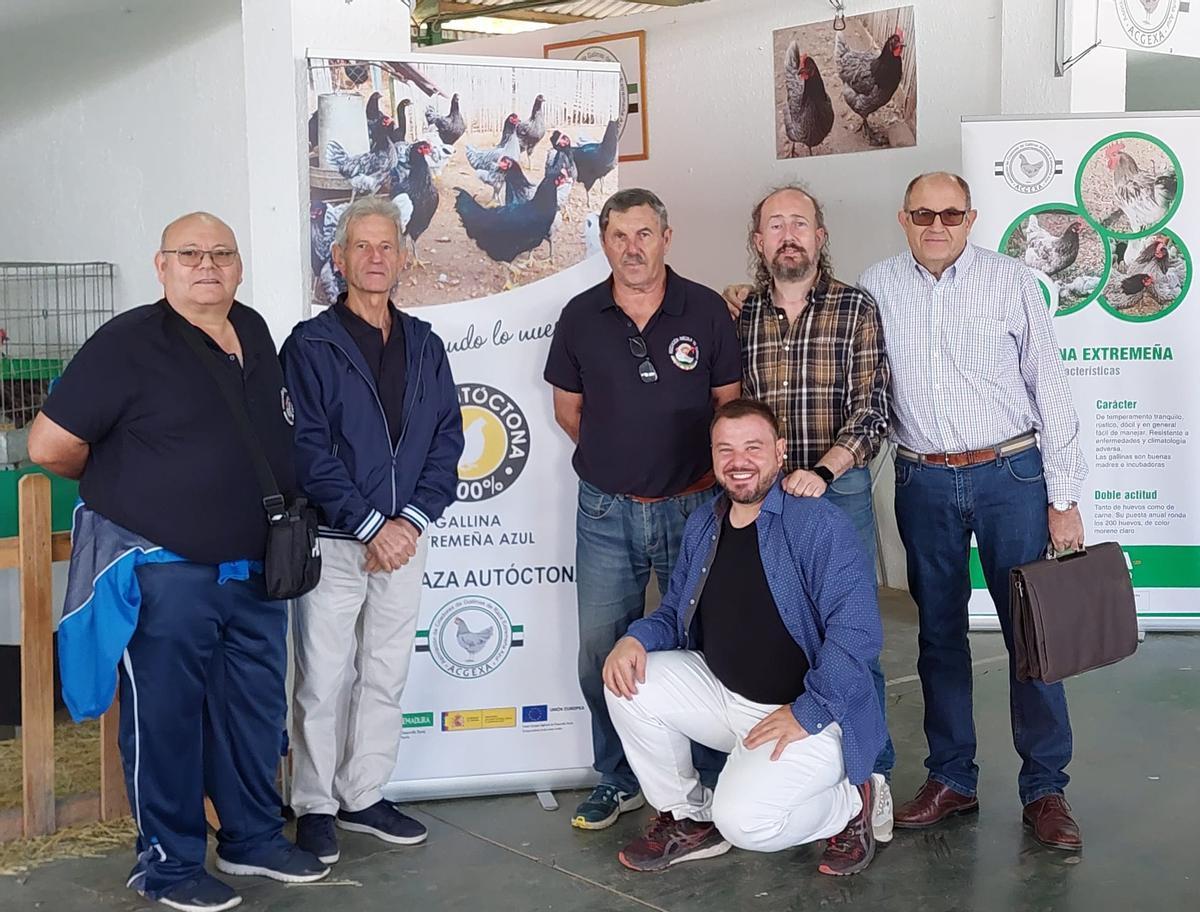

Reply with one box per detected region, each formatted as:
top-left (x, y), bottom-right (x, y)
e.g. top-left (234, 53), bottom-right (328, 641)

top-left (280, 305), bottom-right (463, 541)
top-left (626, 483), bottom-right (885, 785)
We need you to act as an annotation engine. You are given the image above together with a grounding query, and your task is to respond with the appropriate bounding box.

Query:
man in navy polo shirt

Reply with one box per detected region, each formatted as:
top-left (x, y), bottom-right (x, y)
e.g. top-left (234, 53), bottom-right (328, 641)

top-left (28, 212), bottom-right (328, 912)
top-left (544, 188), bottom-right (741, 830)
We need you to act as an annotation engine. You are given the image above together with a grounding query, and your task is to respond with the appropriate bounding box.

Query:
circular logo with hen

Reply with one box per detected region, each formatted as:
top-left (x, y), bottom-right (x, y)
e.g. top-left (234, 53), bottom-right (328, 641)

top-left (1114, 0), bottom-right (1183, 48)
top-left (1001, 141), bottom-right (1057, 194)
top-left (428, 595), bottom-right (514, 679)
top-left (668, 336), bottom-right (700, 371)
top-left (456, 383), bottom-right (529, 502)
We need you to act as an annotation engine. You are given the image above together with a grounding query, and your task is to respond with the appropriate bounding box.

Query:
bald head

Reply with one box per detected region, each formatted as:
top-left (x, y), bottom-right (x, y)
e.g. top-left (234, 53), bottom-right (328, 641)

top-left (160, 211), bottom-right (237, 251)
top-left (903, 172), bottom-right (972, 211)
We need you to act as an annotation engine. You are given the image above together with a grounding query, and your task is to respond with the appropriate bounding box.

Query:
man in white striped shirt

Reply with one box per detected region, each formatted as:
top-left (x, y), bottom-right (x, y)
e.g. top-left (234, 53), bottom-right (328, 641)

top-left (858, 172), bottom-right (1087, 853)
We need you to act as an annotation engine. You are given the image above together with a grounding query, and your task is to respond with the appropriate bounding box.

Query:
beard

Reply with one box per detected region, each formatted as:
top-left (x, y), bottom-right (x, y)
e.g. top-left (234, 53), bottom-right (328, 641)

top-left (768, 244), bottom-right (815, 283)
top-left (721, 470), bottom-right (777, 505)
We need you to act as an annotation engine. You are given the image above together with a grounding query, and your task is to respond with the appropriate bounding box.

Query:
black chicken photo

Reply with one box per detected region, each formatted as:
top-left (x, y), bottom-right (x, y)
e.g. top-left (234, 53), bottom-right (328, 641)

top-left (773, 6), bottom-right (916, 159)
top-left (1099, 230), bottom-right (1191, 322)
top-left (1077, 134), bottom-right (1181, 238)
top-left (1002, 207), bottom-right (1109, 315)
top-left (307, 57), bottom-right (620, 306)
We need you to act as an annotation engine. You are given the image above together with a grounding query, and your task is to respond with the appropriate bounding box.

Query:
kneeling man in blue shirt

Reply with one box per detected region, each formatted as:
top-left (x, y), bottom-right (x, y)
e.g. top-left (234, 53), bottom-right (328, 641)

top-left (603, 398), bottom-right (890, 877)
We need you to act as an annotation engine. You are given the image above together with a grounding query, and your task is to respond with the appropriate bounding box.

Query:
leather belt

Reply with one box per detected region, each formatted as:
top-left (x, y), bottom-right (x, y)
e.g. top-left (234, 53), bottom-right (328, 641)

top-left (896, 432), bottom-right (1037, 468)
top-left (628, 470), bottom-right (716, 504)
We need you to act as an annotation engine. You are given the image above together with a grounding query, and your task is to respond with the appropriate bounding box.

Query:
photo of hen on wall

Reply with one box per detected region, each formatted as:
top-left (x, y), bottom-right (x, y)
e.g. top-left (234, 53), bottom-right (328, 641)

top-left (773, 5), bottom-right (916, 159)
top-left (306, 56), bottom-right (621, 307)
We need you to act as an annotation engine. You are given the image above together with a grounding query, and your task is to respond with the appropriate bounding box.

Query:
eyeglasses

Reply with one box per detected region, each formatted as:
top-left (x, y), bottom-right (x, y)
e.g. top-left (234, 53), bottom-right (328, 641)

top-left (161, 248), bottom-right (240, 267)
top-left (907, 208), bottom-right (967, 227)
top-left (628, 335), bottom-right (658, 384)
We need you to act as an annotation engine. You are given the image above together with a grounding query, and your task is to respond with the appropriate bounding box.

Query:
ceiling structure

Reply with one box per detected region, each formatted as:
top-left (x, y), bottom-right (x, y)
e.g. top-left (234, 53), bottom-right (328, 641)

top-left (410, 0), bottom-right (709, 41)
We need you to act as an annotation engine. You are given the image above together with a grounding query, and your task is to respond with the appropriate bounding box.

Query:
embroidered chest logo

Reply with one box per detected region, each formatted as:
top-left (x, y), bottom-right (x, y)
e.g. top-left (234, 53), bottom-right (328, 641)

top-left (668, 336), bottom-right (700, 371)
top-left (281, 387), bottom-right (295, 426)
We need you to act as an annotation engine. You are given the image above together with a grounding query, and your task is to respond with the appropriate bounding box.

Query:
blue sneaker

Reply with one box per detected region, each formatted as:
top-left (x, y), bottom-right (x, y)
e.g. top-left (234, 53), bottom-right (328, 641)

top-left (145, 873), bottom-right (241, 912)
top-left (215, 841), bottom-right (329, 883)
top-left (571, 784), bottom-right (644, 830)
top-left (337, 800), bottom-right (428, 845)
top-left (296, 813), bottom-right (340, 865)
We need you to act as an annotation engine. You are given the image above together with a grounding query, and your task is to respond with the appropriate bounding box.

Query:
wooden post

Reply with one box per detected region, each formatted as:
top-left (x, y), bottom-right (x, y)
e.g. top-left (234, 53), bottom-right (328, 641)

top-left (99, 696), bottom-right (126, 820)
top-left (18, 473), bottom-right (55, 838)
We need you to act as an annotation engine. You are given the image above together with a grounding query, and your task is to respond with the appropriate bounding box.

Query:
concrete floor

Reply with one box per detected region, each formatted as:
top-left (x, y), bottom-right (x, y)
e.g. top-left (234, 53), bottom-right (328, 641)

top-left (3, 590), bottom-right (1198, 912)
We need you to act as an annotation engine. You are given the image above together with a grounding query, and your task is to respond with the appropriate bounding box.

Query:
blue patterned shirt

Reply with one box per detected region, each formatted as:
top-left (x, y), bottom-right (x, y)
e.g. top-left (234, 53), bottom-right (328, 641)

top-left (626, 483), bottom-right (885, 785)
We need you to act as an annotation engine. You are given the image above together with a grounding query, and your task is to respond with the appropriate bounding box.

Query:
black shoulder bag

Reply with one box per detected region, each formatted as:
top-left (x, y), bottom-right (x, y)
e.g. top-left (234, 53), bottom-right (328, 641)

top-left (170, 313), bottom-right (322, 599)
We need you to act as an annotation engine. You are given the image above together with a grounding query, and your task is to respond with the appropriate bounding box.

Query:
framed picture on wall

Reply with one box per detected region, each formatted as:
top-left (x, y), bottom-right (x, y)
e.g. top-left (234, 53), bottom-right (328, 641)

top-left (544, 30), bottom-right (648, 162)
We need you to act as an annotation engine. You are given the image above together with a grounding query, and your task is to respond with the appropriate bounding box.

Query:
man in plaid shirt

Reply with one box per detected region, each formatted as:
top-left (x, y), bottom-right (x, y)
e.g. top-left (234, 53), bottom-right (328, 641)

top-left (724, 185), bottom-right (894, 789)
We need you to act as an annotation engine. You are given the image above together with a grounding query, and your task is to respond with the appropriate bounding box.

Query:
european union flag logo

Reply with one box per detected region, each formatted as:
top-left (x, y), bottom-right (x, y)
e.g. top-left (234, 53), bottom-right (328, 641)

top-left (522, 704), bottom-right (548, 723)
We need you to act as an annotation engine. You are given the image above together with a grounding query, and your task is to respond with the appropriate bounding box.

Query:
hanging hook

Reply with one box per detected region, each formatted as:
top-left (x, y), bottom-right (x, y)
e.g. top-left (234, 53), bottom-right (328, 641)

top-left (829, 0), bottom-right (847, 30)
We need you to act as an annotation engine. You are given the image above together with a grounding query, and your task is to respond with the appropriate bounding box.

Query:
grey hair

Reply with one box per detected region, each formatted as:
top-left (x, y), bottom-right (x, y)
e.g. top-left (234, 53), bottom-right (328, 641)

top-left (747, 184), bottom-right (832, 293)
top-left (333, 196), bottom-right (404, 248)
top-left (903, 171), bottom-right (973, 210)
top-left (599, 188), bottom-right (670, 234)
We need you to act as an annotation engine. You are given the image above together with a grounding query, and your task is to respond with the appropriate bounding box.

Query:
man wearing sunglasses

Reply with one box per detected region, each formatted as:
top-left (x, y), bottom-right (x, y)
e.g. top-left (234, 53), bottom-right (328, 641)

top-left (544, 188), bottom-right (742, 831)
top-left (859, 172), bottom-right (1087, 851)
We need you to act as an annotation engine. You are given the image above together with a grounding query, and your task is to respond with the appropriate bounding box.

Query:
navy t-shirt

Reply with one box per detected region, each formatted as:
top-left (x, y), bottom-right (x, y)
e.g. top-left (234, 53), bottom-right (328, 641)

top-left (543, 267), bottom-right (741, 498)
top-left (39, 299), bottom-right (297, 564)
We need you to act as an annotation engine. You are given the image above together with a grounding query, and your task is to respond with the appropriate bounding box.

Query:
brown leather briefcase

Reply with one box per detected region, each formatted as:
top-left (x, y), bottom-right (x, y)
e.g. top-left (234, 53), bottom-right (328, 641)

top-left (1010, 542), bottom-right (1138, 685)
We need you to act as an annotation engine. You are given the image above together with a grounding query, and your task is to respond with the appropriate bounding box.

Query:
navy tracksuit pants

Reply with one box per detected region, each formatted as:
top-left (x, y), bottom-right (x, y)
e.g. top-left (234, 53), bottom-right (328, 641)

top-left (118, 562), bottom-right (289, 897)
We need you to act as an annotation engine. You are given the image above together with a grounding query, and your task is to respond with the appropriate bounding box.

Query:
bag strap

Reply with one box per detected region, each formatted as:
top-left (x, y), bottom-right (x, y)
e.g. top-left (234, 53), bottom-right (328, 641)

top-left (167, 308), bottom-right (286, 520)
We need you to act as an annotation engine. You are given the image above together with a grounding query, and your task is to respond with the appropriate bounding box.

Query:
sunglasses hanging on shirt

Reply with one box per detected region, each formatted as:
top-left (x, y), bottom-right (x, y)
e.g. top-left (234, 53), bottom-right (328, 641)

top-left (628, 334), bottom-right (658, 384)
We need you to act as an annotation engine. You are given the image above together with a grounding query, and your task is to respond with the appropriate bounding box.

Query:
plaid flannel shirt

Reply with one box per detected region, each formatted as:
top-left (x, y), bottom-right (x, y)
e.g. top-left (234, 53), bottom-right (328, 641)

top-left (738, 273), bottom-right (891, 470)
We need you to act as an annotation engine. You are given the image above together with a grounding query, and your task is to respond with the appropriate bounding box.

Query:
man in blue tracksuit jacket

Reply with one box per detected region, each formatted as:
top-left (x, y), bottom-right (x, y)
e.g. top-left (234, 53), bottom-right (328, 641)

top-left (281, 196), bottom-right (463, 866)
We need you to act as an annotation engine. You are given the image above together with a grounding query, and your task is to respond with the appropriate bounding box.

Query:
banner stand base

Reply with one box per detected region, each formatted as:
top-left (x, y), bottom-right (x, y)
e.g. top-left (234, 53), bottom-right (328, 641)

top-left (383, 768), bottom-right (598, 804)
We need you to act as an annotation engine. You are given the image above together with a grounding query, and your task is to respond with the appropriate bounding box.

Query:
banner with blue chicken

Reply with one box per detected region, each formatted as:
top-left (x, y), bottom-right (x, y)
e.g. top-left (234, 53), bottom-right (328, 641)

top-left (305, 52), bottom-right (622, 798)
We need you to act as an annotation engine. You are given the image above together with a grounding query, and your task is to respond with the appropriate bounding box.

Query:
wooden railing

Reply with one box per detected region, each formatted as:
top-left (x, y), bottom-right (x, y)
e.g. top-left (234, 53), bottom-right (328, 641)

top-left (0, 473), bottom-right (125, 842)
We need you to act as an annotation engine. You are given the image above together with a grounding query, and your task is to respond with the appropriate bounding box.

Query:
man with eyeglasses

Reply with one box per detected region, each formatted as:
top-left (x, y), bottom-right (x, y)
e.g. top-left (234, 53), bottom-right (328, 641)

top-left (28, 212), bottom-right (329, 911)
top-left (544, 188), bottom-right (742, 831)
top-left (858, 172), bottom-right (1087, 851)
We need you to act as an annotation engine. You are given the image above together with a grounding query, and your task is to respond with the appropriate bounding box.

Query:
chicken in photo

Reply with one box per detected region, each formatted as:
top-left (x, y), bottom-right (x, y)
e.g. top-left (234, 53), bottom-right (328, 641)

top-left (782, 41), bottom-right (834, 157)
top-left (515, 94), bottom-right (547, 163)
top-left (455, 169), bottom-right (567, 287)
top-left (500, 156), bottom-right (536, 206)
top-left (835, 26), bottom-right (905, 146)
top-left (425, 92), bottom-right (466, 146)
top-left (391, 140), bottom-right (439, 269)
top-left (1104, 141), bottom-right (1178, 232)
top-left (466, 114), bottom-right (521, 203)
top-left (327, 138), bottom-right (401, 200)
top-left (574, 119), bottom-right (620, 206)
top-left (1023, 214), bottom-right (1083, 278)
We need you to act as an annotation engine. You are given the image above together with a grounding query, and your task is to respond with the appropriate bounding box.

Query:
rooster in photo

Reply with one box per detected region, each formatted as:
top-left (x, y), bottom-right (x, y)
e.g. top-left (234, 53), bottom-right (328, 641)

top-left (425, 92), bottom-right (466, 146)
top-left (391, 141), bottom-right (439, 269)
top-left (835, 26), bottom-right (905, 146)
top-left (465, 114), bottom-right (521, 203)
top-left (1023, 214), bottom-right (1083, 278)
top-left (1104, 141), bottom-right (1178, 233)
top-left (574, 119), bottom-right (620, 206)
top-left (515, 94), bottom-right (547, 163)
top-left (782, 42), bottom-right (834, 157)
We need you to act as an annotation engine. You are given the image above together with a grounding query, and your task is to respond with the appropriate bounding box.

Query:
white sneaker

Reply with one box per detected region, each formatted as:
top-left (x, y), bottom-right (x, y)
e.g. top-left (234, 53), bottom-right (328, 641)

top-left (870, 773), bottom-right (894, 843)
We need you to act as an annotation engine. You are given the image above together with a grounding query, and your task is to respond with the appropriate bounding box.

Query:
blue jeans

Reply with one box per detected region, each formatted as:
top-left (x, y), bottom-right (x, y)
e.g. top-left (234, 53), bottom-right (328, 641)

top-left (823, 466), bottom-right (895, 778)
top-left (893, 447), bottom-right (1072, 805)
top-left (575, 479), bottom-right (723, 794)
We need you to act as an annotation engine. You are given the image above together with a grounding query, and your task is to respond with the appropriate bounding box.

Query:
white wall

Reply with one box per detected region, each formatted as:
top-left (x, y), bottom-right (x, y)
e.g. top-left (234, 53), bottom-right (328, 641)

top-left (0, 0), bottom-right (250, 312)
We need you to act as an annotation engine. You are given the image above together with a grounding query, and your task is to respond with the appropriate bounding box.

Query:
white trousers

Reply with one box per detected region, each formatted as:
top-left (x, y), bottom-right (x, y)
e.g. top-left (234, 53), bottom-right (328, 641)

top-left (606, 650), bottom-right (860, 852)
top-left (290, 535), bottom-right (429, 815)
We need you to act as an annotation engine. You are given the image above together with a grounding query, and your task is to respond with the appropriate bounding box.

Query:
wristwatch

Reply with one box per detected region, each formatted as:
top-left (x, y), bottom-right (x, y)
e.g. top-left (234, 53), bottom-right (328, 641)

top-left (813, 465), bottom-right (835, 484)
top-left (1051, 501), bottom-right (1075, 512)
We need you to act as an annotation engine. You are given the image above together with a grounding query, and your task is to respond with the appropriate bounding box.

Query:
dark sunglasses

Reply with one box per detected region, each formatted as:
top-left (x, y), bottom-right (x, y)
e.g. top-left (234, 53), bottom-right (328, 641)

top-left (907, 208), bottom-right (967, 227)
top-left (628, 335), bottom-right (658, 384)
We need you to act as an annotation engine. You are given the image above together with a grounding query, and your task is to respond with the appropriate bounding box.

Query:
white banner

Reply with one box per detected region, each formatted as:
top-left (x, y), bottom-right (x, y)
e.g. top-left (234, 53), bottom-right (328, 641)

top-left (304, 53), bottom-right (623, 798)
top-left (1097, 0), bottom-right (1200, 57)
top-left (962, 112), bottom-right (1199, 631)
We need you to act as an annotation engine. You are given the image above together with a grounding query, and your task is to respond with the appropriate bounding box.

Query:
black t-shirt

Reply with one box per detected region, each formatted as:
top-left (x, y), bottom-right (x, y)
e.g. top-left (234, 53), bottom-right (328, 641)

top-left (334, 296), bottom-right (406, 449)
top-left (543, 267), bottom-right (741, 498)
top-left (699, 513), bottom-right (810, 705)
top-left (39, 299), bottom-right (297, 564)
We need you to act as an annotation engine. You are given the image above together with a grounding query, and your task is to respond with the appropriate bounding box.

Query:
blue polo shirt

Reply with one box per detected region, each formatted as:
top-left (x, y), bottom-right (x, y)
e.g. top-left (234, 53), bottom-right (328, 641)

top-left (39, 299), bottom-right (297, 565)
top-left (544, 267), bottom-right (741, 498)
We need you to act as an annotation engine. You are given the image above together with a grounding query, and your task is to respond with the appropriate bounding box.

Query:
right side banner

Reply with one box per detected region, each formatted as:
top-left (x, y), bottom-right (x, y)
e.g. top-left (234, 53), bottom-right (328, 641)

top-left (962, 112), bottom-right (1199, 630)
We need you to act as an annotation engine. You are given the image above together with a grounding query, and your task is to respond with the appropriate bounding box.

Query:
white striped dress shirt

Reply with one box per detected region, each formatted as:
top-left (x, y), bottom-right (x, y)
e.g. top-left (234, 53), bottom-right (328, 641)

top-left (858, 243), bottom-right (1086, 503)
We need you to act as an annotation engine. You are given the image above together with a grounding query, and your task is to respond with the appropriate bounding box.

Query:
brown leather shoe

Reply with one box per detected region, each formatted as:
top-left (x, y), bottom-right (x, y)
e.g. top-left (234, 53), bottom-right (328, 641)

top-left (894, 779), bottom-right (979, 829)
top-left (1022, 795), bottom-right (1083, 851)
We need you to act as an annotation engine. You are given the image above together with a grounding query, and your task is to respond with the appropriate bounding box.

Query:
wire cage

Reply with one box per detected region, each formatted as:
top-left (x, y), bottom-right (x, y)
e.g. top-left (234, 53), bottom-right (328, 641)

top-left (0, 262), bottom-right (115, 437)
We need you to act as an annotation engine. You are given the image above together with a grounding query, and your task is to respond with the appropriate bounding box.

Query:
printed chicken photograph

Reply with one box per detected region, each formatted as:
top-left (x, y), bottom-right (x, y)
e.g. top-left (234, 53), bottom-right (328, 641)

top-left (1003, 207), bottom-right (1108, 314)
top-left (307, 57), bottom-right (620, 307)
top-left (773, 5), bottom-right (916, 159)
top-left (1100, 230), bottom-right (1191, 321)
top-left (1077, 134), bottom-right (1180, 238)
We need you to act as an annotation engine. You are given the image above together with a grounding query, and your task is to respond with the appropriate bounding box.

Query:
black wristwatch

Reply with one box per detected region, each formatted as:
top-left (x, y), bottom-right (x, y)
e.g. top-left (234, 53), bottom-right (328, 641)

top-left (812, 465), bottom-right (835, 484)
